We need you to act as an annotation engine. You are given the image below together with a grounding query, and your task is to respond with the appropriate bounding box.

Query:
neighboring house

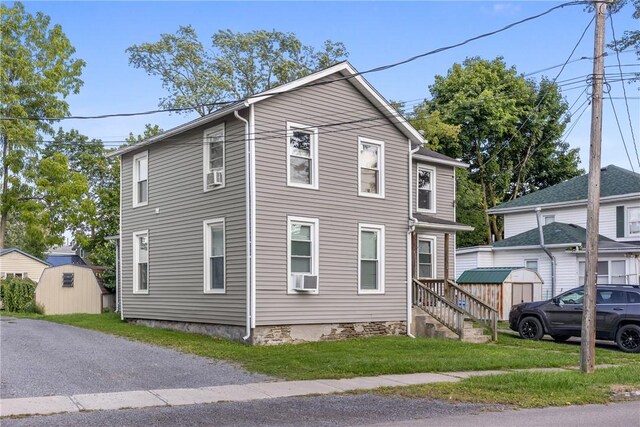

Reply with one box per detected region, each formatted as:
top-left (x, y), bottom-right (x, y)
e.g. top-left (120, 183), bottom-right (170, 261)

top-left (457, 165), bottom-right (640, 299)
top-left (111, 61), bottom-right (472, 344)
top-left (0, 248), bottom-right (50, 283)
top-left (36, 265), bottom-right (115, 314)
top-left (45, 243), bottom-right (88, 267)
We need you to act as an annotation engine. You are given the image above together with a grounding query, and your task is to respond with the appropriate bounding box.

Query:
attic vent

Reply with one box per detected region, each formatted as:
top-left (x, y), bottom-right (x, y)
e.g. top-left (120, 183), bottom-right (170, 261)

top-left (62, 273), bottom-right (74, 287)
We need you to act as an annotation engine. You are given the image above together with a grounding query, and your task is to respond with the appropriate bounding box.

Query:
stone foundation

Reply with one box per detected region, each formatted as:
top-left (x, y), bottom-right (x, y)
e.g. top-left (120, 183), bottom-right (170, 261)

top-left (251, 321), bottom-right (407, 345)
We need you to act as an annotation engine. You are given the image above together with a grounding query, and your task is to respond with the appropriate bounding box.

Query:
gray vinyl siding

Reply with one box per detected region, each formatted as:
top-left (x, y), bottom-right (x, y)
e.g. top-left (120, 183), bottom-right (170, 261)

top-left (253, 74), bottom-right (410, 326)
top-left (120, 116), bottom-right (247, 325)
top-left (412, 161), bottom-right (456, 219)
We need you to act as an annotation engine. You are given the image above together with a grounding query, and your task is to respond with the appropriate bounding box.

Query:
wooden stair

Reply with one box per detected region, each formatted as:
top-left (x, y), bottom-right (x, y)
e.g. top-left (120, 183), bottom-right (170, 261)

top-left (412, 308), bottom-right (491, 343)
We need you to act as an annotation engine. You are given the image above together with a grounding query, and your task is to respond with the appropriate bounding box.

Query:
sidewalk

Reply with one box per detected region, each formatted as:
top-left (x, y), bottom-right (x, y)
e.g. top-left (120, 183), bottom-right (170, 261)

top-left (0, 367), bottom-right (572, 418)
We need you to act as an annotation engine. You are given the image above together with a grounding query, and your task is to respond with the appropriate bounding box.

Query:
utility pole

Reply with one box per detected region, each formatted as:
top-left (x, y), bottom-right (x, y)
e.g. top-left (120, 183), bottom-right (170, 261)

top-left (581, 0), bottom-right (608, 374)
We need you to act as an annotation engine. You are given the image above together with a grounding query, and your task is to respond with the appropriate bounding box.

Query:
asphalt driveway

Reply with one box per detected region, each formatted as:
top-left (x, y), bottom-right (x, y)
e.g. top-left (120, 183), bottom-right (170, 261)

top-left (0, 317), bottom-right (270, 399)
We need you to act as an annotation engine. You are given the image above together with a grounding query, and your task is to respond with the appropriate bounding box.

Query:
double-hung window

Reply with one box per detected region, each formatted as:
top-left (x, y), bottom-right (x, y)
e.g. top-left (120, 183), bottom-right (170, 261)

top-left (204, 219), bottom-right (225, 293)
top-left (358, 137), bottom-right (384, 197)
top-left (418, 237), bottom-right (436, 279)
top-left (417, 165), bottom-right (435, 212)
top-left (359, 224), bottom-right (385, 293)
top-left (133, 231), bottom-right (149, 293)
top-left (628, 207), bottom-right (640, 236)
top-left (203, 124), bottom-right (225, 190)
top-left (133, 151), bottom-right (148, 207)
top-left (287, 217), bottom-right (319, 293)
top-left (287, 122), bottom-right (318, 189)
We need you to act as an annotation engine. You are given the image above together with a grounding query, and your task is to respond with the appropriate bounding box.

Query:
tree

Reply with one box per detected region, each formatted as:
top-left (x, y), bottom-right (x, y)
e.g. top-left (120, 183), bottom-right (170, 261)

top-left (127, 27), bottom-right (348, 116)
top-left (0, 2), bottom-right (85, 250)
top-left (422, 57), bottom-right (582, 244)
top-left (606, 1), bottom-right (639, 80)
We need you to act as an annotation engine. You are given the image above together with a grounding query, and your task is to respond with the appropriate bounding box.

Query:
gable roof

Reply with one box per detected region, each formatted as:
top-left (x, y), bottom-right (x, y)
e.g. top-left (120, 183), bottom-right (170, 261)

top-left (493, 222), bottom-right (612, 249)
top-left (489, 165), bottom-right (640, 214)
top-left (45, 254), bottom-right (88, 267)
top-left (0, 247), bottom-right (50, 266)
top-left (457, 267), bottom-right (523, 284)
top-left (111, 61), bottom-right (430, 158)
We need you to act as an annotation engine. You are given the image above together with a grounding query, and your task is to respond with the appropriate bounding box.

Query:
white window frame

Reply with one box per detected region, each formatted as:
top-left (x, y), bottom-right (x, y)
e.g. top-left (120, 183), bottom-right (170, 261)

top-left (417, 235), bottom-right (437, 279)
top-left (203, 218), bottom-right (226, 294)
top-left (358, 223), bottom-right (385, 294)
top-left (578, 259), bottom-right (627, 286)
top-left (203, 123), bottom-right (226, 192)
top-left (132, 230), bottom-right (149, 294)
top-left (132, 151), bottom-right (149, 208)
top-left (416, 164), bottom-right (436, 214)
top-left (287, 216), bottom-right (320, 294)
top-left (286, 122), bottom-right (319, 190)
top-left (358, 137), bottom-right (385, 198)
top-left (627, 206), bottom-right (640, 237)
top-left (525, 259), bottom-right (539, 272)
top-left (543, 215), bottom-right (555, 225)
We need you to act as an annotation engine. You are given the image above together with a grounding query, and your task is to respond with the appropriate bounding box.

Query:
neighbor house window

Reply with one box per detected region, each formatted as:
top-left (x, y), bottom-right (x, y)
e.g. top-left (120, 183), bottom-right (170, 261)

top-left (133, 151), bottom-right (148, 207)
top-left (578, 260), bottom-right (626, 285)
top-left (204, 219), bottom-right (225, 293)
top-left (628, 207), bottom-right (640, 236)
top-left (133, 231), bottom-right (149, 293)
top-left (4, 273), bottom-right (24, 279)
top-left (418, 237), bottom-right (436, 279)
top-left (359, 224), bottom-right (385, 293)
top-left (287, 217), bottom-right (319, 293)
top-left (287, 122), bottom-right (318, 189)
top-left (525, 259), bottom-right (538, 272)
top-left (417, 165), bottom-right (435, 212)
top-left (358, 137), bottom-right (384, 197)
top-left (203, 124), bottom-right (225, 190)
top-left (543, 215), bottom-right (555, 225)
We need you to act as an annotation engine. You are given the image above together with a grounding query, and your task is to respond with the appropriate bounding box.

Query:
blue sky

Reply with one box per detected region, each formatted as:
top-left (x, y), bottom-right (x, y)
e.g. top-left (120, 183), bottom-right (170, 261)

top-left (21, 1), bottom-right (640, 170)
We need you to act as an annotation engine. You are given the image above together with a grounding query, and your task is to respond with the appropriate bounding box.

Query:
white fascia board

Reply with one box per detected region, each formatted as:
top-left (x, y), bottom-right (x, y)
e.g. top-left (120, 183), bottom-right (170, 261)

top-left (489, 193), bottom-right (640, 215)
top-left (413, 154), bottom-right (469, 169)
top-left (492, 243), bottom-right (581, 251)
top-left (414, 222), bottom-right (475, 232)
top-left (109, 102), bottom-right (248, 158)
top-left (455, 246), bottom-right (494, 255)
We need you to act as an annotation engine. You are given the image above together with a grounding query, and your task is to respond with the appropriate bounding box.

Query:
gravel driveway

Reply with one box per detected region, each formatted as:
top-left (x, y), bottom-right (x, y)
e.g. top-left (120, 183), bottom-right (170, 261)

top-left (0, 317), bottom-right (270, 398)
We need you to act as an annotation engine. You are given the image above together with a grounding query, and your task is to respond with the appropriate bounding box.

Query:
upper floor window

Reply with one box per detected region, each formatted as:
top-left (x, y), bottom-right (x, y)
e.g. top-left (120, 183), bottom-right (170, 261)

top-left (133, 151), bottom-right (148, 207)
top-left (287, 122), bottom-right (318, 189)
top-left (204, 219), bottom-right (225, 293)
top-left (359, 224), bottom-right (385, 293)
top-left (628, 207), bottom-right (640, 236)
top-left (203, 124), bottom-right (225, 190)
top-left (133, 230), bottom-right (149, 294)
top-left (287, 216), bottom-right (319, 293)
top-left (358, 137), bottom-right (384, 198)
top-left (417, 165), bottom-right (435, 212)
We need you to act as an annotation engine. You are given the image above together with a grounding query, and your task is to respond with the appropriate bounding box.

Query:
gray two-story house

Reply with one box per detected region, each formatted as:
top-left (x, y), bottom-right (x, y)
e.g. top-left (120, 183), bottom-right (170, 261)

top-left (112, 62), bottom-right (471, 344)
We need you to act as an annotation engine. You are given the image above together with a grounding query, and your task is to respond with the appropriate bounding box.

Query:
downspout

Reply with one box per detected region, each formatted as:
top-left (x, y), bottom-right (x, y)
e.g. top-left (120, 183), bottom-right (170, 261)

top-left (119, 158), bottom-right (124, 321)
top-left (235, 108), bottom-right (252, 341)
top-left (407, 140), bottom-right (420, 338)
top-left (535, 207), bottom-right (556, 297)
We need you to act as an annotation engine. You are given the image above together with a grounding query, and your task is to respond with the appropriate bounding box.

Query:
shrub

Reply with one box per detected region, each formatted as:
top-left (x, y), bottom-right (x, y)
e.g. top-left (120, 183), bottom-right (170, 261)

top-left (21, 300), bottom-right (45, 314)
top-left (1, 277), bottom-right (36, 312)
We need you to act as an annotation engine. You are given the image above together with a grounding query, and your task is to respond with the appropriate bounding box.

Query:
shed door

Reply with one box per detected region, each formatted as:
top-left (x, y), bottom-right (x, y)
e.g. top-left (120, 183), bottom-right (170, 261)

top-left (512, 283), bottom-right (534, 305)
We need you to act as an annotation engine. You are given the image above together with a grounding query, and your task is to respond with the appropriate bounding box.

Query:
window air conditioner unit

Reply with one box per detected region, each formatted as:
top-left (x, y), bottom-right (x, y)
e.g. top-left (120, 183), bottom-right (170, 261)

top-left (207, 169), bottom-right (224, 187)
top-left (293, 275), bottom-right (318, 292)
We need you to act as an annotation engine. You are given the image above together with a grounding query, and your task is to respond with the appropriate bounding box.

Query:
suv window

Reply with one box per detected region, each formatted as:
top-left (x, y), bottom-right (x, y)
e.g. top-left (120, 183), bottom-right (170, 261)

top-left (597, 290), bottom-right (627, 304)
top-left (559, 290), bottom-right (584, 305)
top-left (628, 291), bottom-right (640, 304)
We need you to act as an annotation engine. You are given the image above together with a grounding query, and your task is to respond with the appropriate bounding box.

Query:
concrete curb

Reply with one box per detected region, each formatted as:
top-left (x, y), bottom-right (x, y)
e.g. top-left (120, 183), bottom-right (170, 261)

top-left (0, 367), bottom-right (578, 418)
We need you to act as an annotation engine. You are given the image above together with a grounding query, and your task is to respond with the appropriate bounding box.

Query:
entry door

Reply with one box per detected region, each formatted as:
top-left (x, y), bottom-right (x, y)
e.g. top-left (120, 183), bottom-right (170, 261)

top-left (512, 283), bottom-right (534, 305)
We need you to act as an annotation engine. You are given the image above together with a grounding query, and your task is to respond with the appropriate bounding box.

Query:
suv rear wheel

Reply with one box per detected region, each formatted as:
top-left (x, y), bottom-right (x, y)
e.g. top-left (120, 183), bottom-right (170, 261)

top-left (616, 324), bottom-right (640, 353)
top-left (518, 316), bottom-right (544, 340)
top-left (551, 334), bottom-right (571, 342)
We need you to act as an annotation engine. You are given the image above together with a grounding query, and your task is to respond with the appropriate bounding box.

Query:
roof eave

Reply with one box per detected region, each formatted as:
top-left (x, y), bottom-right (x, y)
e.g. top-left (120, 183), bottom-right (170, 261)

top-left (489, 193), bottom-right (640, 215)
top-left (492, 243), bottom-right (581, 251)
top-left (413, 154), bottom-right (469, 169)
top-left (415, 222), bottom-right (474, 232)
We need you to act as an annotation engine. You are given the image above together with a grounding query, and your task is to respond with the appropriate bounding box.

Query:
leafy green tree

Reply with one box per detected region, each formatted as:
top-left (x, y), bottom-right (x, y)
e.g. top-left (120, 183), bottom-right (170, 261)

top-left (0, 2), bottom-right (85, 250)
top-left (422, 57), bottom-right (581, 244)
top-left (127, 27), bottom-right (348, 116)
top-left (605, 1), bottom-right (639, 78)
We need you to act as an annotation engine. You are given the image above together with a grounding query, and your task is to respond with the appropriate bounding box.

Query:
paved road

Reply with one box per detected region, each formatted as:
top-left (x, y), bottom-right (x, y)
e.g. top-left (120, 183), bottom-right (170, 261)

top-left (0, 317), bottom-right (269, 399)
top-left (1, 394), bottom-right (502, 426)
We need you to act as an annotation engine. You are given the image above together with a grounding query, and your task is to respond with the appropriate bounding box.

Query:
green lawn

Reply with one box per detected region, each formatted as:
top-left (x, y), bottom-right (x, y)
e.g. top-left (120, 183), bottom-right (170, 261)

top-left (4, 312), bottom-right (639, 381)
top-left (372, 365), bottom-right (640, 408)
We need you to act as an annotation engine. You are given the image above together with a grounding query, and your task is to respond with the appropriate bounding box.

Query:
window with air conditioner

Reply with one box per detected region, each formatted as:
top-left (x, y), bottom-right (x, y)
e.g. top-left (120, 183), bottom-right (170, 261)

top-left (359, 224), bottom-right (385, 293)
top-left (133, 230), bottom-right (149, 294)
top-left (203, 124), bottom-right (225, 190)
top-left (204, 218), bottom-right (225, 293)
top-left (287, 122), bottom-right (318, 189)
top-left (287, 217), bottom-right (319, 293)
top-left (133, 151), bottom-right (148, 207)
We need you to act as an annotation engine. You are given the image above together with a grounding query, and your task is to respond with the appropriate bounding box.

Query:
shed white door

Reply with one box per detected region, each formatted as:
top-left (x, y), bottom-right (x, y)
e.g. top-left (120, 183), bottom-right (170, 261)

top-left (512, 283), bottom-right (534, 305)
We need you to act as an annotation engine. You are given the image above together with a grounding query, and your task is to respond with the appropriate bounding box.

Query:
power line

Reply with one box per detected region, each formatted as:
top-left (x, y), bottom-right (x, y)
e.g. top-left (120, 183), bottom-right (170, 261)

top-left (607, 92), bottom-right (636, 172)
top-left (1, 0), bottom-right (591, 123)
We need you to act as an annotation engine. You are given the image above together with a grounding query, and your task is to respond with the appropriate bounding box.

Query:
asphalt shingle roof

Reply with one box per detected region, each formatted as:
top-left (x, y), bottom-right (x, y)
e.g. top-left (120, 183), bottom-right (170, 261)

top-left (490, 165), bottom-right (640, 211)
top-left (457, 267), bottom-right (522, 284)
top-left (493, 222), bottom-right (612, 248)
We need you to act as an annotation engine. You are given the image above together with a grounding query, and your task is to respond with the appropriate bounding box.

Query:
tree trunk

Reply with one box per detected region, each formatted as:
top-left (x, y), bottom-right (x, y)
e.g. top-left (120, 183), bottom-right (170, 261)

top-left (0, 135), bottom-right (9, 249)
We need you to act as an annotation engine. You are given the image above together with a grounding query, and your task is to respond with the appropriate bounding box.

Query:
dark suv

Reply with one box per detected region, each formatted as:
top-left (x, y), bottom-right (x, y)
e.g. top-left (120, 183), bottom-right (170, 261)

top-left (509, 285), bottom-right (640, 353)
